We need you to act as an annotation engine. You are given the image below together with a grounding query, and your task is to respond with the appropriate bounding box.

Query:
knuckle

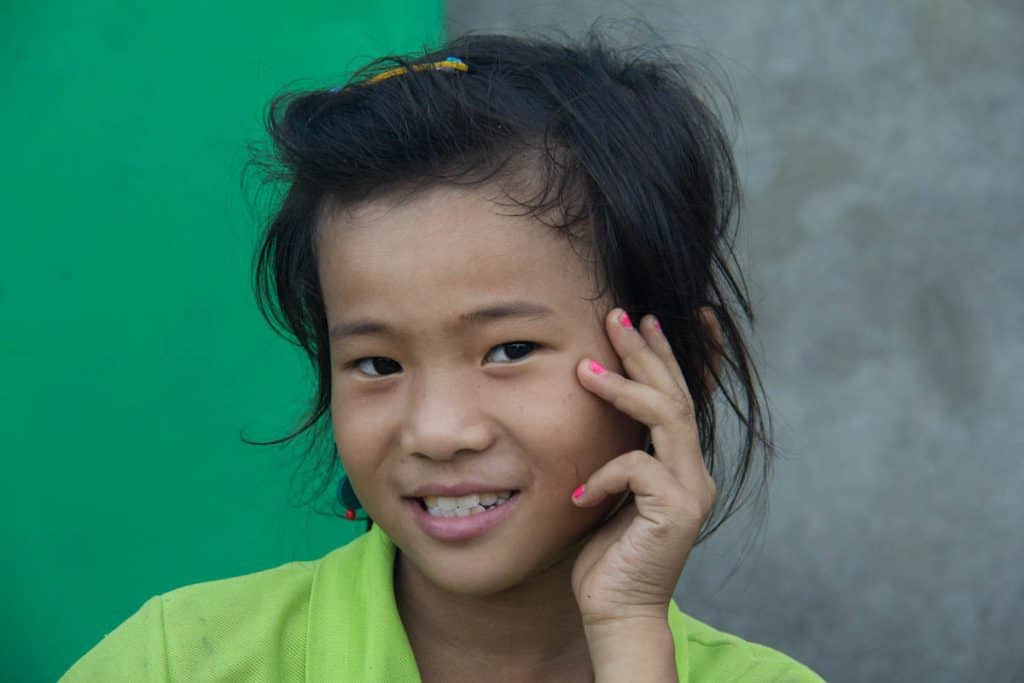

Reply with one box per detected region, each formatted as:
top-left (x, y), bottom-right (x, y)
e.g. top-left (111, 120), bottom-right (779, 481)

top-left (614, 450), bottom-right (647, 473)
top-left (674, 479), bottom-right (717, 518)
top-left (648, 519), bottom-right (675, 540)
top-left (679, 495), bottom-right (710, 521)
top-left (660, 390), bottom-right (692, 419)
top-left (620, 450), bottom-right (649, 469)
top-left (672, 395), bottom-right (695, 420)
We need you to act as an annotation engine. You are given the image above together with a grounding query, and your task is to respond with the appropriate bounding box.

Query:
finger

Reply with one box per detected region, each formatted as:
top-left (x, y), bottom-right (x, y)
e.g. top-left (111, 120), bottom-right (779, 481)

top-left (637, 314), bottom-right (691, 409)
top-left (578, 357), bottom-right (685, 429)
top-left (604, 308), bottom-right (681, 399)
top-left (578, 356), bottom-right (709, 492)
top-left (571, 450), bottom-right (714, 525)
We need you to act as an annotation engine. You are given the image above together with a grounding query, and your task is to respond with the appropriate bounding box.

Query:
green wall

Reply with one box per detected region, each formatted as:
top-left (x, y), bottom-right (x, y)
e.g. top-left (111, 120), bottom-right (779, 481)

top-left (2, 2), bottom-right (443, 680)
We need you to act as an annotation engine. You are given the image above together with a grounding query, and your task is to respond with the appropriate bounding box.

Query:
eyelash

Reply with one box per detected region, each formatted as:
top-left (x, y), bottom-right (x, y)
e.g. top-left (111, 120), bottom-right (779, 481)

top-left (346, 341), bottom-right (540, 378)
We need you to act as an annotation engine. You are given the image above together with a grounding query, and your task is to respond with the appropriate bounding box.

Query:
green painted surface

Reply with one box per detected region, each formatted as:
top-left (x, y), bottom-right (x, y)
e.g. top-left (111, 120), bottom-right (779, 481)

top-left (1, 2), bottom-right (443, 680)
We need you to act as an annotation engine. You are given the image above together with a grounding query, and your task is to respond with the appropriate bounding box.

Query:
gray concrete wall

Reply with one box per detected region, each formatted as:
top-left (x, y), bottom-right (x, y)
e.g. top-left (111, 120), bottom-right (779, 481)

top-left (447, 2), bottom-right (1023, 681)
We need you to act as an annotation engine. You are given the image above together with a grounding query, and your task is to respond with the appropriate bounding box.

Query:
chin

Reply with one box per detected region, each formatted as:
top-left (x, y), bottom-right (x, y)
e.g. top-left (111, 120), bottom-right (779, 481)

top-left (409, 544), bottom-right (538, 597)
top-left (431, 565), bottom-right (521, 597)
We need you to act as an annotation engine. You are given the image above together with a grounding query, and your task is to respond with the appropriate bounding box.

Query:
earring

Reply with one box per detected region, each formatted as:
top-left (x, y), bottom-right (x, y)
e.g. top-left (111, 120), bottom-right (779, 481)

top-left (336, 474), bottom-right (369, 522)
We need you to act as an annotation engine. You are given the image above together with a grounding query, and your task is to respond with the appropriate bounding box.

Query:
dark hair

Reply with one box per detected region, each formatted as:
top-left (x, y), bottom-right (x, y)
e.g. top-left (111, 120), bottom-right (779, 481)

top-left (243, 26), bottom-right (774, 549)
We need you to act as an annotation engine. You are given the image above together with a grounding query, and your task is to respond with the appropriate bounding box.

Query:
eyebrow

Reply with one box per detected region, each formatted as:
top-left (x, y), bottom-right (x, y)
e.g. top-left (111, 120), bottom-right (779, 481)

top-left (329, 300), bottom-right (555, 343)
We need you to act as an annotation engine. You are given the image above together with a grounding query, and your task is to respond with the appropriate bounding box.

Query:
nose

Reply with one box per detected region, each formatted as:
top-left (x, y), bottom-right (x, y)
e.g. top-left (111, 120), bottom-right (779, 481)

top-left (399, 368), bottom-right (492, 461)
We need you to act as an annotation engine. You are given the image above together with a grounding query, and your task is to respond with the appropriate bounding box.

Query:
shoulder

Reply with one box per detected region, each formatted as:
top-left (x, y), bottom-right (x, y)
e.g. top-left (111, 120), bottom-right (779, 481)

top-left (161, 555), bottom-right (318, 632)
top-left (60, 555), bottom-right (324, 682)
top-left (669, 603), bottom-right (826, 682)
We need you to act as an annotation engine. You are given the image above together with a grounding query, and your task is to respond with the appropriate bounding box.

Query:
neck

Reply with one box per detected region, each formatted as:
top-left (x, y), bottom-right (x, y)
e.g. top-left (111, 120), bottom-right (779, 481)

top-left (394, 544), bottom-right (593, 682)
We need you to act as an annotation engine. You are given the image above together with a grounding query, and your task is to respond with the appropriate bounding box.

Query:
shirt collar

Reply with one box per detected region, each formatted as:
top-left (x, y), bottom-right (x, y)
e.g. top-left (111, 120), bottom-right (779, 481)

top-left (306, 524), bottom-right (421, 681)
top-left (306, 524), bottom-right (691, 681)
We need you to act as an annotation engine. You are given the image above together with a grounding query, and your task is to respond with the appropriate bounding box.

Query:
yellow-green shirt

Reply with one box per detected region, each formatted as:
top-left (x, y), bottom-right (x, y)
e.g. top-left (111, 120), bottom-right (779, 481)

top-left (61, 524), bottom-right (825, 681)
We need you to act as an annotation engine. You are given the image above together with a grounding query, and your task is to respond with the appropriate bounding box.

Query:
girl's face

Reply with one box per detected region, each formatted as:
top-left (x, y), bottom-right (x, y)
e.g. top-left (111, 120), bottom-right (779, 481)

top-left (317, 184), bottom-right (647, 596)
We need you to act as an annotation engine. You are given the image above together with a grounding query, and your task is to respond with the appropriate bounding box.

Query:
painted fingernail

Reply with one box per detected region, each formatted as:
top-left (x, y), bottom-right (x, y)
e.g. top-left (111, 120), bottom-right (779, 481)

top-left (653, 317), bottom-right (662, 331)
top-left (589, 359), bottom-right (606, 374)
top-left (572, 484), bottom-right (586, 500)
top-left (619, 311), bottom-right (632, 328)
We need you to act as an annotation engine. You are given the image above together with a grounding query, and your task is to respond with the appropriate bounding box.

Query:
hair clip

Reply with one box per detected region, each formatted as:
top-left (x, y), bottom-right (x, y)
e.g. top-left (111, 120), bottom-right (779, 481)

top-left (366, 55), bottom-right (468, 84)
top-left (329, 56), bottom-right (467, 92)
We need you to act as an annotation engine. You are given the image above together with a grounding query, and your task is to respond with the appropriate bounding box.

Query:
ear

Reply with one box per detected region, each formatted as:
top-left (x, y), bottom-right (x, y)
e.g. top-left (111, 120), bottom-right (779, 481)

top-left (699, 306), bottom-right (724, 395)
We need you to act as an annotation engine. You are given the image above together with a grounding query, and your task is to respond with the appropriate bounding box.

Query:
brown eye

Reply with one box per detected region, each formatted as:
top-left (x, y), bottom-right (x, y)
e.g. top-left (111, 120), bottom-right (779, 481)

top-left (351, 357), bottom-right (401, 377)
top-left (485, 341), bottom-right (538, 364)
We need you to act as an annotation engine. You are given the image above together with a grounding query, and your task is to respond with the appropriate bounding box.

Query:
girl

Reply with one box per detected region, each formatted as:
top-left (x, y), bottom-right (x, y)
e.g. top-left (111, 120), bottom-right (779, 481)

top-left (63, 30), bottom-right (825, 682)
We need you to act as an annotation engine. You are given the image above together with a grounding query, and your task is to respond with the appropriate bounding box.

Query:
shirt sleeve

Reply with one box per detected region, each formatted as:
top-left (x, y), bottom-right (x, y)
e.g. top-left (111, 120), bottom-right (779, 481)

top-left (776, 662), bottom-right (828, 682)
top-left (59, 595), bottom-right (170, 682)
top-left (738, 658), bottom-right (828, 683)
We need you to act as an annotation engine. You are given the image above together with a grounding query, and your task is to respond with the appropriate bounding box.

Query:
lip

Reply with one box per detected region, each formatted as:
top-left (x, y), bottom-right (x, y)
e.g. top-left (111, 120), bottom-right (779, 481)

top-left (408, 491), bottom-right (521, 542)
top-left (406, 482), bottom-right (520, 497)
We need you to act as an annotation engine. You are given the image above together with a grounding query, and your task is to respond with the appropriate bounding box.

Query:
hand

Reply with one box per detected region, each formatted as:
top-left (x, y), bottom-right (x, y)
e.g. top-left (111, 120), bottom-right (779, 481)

top-left (570, 307), bottom-right (717, 628)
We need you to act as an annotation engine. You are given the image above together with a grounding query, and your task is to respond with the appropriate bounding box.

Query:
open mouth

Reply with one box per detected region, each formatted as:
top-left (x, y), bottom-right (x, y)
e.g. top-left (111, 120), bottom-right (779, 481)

top-left (416, 490), bottom-right (521, 518)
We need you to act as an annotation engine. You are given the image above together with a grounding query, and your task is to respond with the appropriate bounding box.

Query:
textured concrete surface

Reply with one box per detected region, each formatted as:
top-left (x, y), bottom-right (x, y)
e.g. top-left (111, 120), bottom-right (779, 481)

top-left (446, 3), bottom-right (1023, 681)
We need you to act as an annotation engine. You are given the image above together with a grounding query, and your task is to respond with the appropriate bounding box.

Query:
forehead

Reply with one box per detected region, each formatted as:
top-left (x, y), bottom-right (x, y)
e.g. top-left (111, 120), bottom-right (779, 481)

top-left (315, 185), bottom-right (600, 322)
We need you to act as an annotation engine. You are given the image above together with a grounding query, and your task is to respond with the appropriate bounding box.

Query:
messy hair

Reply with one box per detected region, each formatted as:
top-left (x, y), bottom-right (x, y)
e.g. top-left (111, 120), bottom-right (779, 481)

top-left (244, 25), bottom-right (774, 549)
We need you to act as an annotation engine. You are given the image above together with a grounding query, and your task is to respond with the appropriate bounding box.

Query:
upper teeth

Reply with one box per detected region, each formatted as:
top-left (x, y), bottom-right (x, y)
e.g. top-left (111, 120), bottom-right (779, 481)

top-left (423, 491), bottom-right (513, 511)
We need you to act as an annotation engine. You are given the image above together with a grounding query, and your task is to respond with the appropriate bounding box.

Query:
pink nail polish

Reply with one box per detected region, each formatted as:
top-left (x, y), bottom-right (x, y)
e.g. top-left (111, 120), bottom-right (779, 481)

top-left (619, 311), bottom-right (632, 328)
top-left (572, 484), bottom-right (585, 500)
top-left (589, 359), bottom-right (606, 374)
top-left (653, 318), bottom-right (661, 331)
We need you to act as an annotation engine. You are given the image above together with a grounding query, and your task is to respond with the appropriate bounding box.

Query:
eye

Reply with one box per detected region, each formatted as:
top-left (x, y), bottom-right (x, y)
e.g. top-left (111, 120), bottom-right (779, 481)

top-left (348, 342), bottom-right (540, 378)
top-left (350, 357), bottom-right (402, 378)
top-left (485, 341), bottom-right (539, 364)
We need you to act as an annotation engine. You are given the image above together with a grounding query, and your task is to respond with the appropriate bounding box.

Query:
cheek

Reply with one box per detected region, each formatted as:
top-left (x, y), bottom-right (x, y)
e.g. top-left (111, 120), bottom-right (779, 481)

top-left (330, 398), bottom-right (394, 520)
top-left (516, 378), bottom-right (637, 481)
top-left (329, 390), bottom-right (387, 473)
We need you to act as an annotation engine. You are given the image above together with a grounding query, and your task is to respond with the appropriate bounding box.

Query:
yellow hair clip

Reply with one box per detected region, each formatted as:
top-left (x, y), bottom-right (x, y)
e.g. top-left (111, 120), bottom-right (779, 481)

top-left (365, 56), bottom-right (468, 84)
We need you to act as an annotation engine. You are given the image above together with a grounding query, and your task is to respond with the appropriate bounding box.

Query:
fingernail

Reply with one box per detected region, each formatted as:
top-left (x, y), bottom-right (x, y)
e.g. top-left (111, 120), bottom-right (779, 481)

top-left (619, 311), bottom-right (632, 328)
top-left (653, 317), bottom-right (661, 331)
top-left (588, 359), bottom-right (606, 374)
top-left (572, 484), bottom-right (586, 500)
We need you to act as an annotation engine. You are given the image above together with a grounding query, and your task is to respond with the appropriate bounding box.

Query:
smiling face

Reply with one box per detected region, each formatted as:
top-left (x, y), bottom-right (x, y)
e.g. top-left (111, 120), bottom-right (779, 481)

top-left (316, 183), bottom-right (647, 596)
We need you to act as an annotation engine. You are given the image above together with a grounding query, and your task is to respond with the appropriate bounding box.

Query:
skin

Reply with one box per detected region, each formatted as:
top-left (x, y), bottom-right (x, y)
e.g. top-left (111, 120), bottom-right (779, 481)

top-left (316, 183), bottom-right (721, 682)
